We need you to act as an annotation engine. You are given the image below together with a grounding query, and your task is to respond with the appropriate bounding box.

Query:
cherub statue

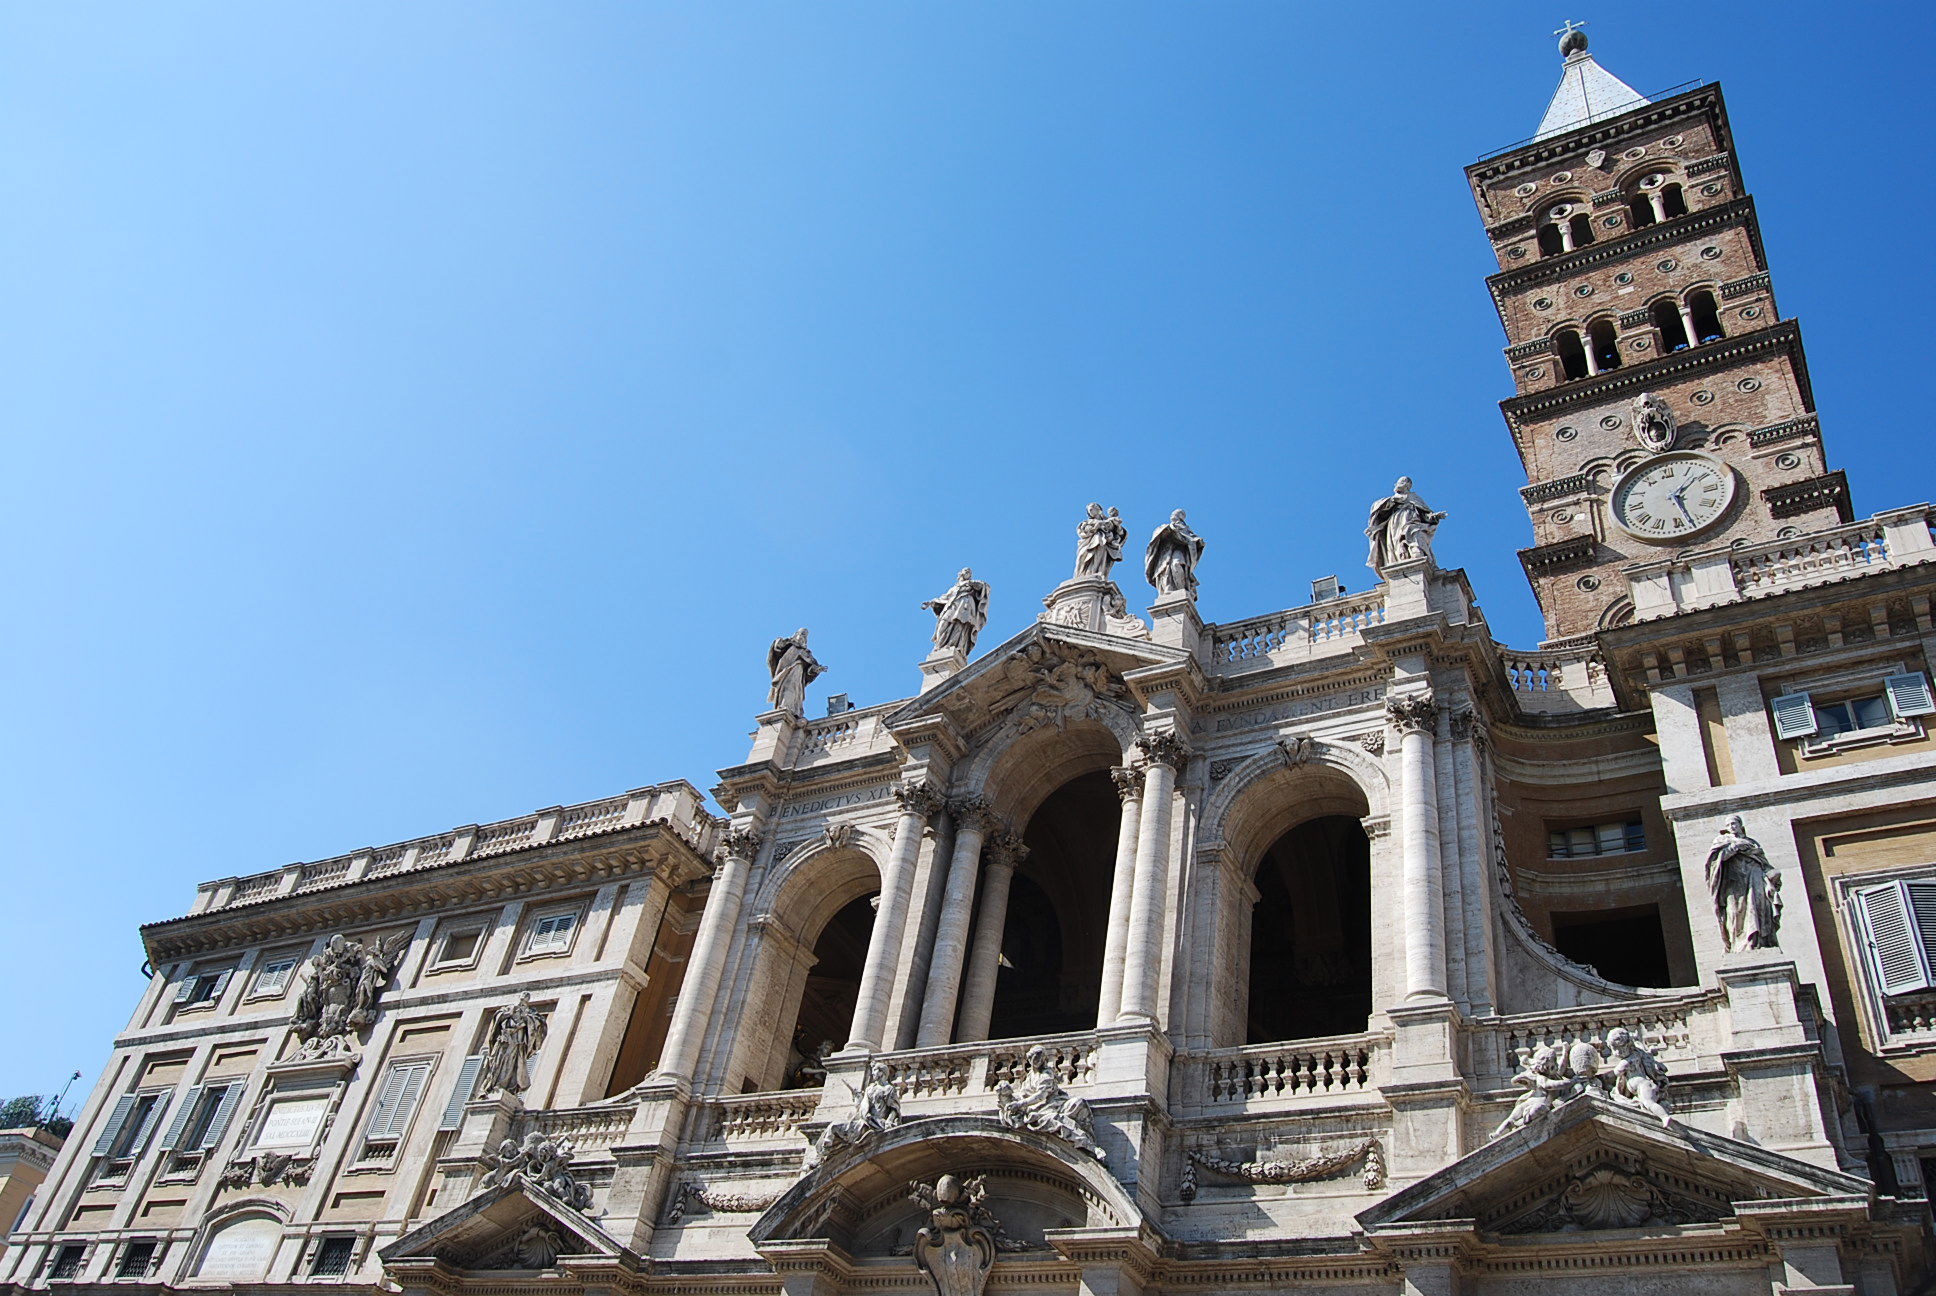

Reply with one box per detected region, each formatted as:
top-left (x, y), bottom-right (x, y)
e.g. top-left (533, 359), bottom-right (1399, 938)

top-left (1489, 1044), bottom-right (1584, 1141)
top-left (1602, 1026), bottom-right (1672, 1125)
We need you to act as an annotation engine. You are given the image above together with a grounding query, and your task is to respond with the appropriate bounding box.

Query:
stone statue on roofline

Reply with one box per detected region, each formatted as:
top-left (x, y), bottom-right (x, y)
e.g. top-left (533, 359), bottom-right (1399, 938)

top-left (1144, 509), bottom-right (1204, 598)
top-left (1074, 503), bottom-right (1128, 580)
top-left (1365, 476), bottom-right (1446, 575)
top-left (922, 568), bottom-right (991, 657)
top-left (767, 628), bottom-right (826, 715)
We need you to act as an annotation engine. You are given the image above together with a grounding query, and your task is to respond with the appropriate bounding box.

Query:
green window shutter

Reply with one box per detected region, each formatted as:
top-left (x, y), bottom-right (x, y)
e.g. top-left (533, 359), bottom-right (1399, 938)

top-left (200, 1084), bottom-right (245, 1151)
top-left (1857, 882), bottom-right (1935, 996)
top-left (156, 1087), bottom-right (203, 1152)
top-left (1771, 692), bottom-right (1817, 739)
top-left (91, 1095), bottom-right (139, 1157)
top-left (437, 1056), bottom-right (486, 1132)
top-left (1885, 672), bottom-right (1936, 720)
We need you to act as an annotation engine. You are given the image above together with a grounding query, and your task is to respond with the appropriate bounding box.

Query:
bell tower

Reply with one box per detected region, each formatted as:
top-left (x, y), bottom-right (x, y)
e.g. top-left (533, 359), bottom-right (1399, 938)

top-left (1466, 25), bottom-right (1849, 642)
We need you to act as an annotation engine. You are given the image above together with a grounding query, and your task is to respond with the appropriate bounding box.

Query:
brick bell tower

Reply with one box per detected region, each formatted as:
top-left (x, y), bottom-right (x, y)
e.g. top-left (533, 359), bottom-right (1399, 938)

top-left (1466, 23), bottom-right (1850, 643)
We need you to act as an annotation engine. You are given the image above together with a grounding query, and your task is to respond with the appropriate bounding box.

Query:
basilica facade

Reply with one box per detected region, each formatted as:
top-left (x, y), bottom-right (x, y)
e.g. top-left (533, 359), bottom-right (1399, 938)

top-left (11, 31), bottom-right (1936, 1296)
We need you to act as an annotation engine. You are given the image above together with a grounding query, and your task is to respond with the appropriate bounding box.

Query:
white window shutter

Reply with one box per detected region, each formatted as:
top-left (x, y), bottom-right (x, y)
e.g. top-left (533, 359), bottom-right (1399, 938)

top-left (437, 1056), bottom-right (486, 1131)
top-left (92, 1095), bottom-right (139, 1157)
top-left (129, 1093), bottom-right (170, 1157)
top-left (1857, 882), bottom-right (1935, 996)
top-left (367, 1062), bottom-right (431, 1141)
top-left (1771, 692), bottom-right (1818, 739)
top-left (172, 975), bottom-right (198, 1005)
top-left (1885, 672), bottom-right (1936, 719)
top-left (157, 1086), bottom-right (203, 1152)
top-left (201, 1084), bottom-right (245, 1150)
top-left (210, 968), bottom-right (234, 999)
top-left (366, 1067), bottom-right (408, 1140)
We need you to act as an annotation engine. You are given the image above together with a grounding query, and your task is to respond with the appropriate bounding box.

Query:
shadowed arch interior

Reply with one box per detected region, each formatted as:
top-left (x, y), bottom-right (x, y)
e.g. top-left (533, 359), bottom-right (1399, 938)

top-left (1246, 815), bottom-right (1372, 1042)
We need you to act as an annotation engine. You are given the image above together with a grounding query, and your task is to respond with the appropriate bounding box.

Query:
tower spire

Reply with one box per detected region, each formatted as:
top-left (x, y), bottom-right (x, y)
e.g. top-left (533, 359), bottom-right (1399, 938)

top-left (1533, 23), bottom-right (1647, 141)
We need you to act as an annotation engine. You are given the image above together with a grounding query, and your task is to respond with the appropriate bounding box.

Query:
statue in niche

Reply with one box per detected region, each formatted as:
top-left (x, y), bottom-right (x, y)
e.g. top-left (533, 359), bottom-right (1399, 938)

top-left (291, 931), bottom-right (410, 1060)
top-left (909, 1175), bottom-right (996, 1296)
top-left (803, 1063), bottom-right (902, 1169)
top-left (1602, 1026), bottom-right (1672, 1125)
top-left (479, 992), bottom-right (547, 1098)
top-left (1704, 813), bottom-right (1784, 953)
top-left (922, 568), bottom-right (991, 657)
top-left (1144, 509), bottom-right (1205, 597)
top-left (1632, 391), bottom-right (1677, 453)
top-left (1074, 503), bottom-right (1128, 579)
top-left (1365, 476), bottom-right (1447, 575)
top-left (766, 628), bottom-right (826, 715)
top-left (994, 1046), bottom-right (1105, 1160)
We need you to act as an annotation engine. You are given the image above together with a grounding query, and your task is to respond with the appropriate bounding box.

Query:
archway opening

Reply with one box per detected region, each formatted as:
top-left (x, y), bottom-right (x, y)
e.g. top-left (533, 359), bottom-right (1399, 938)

top-left (984, 770), bottom-right (1119, 1040)
top-left (1245, 814), bottom-right (1372, 1042)
top-left (782, 894), bottom-right (874, 1089)
top-left (1555, 327), bottom-right (1588, 381)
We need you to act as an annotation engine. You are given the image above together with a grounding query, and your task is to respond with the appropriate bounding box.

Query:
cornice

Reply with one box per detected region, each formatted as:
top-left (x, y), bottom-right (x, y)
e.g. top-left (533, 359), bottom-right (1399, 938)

top-left (1466, 83), bottom-right (1728, 181)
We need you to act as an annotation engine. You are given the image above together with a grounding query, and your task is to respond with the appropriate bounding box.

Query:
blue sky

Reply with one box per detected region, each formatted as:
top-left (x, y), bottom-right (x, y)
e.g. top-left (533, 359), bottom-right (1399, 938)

top-left (2, 1), bottom-right (1929, 1103)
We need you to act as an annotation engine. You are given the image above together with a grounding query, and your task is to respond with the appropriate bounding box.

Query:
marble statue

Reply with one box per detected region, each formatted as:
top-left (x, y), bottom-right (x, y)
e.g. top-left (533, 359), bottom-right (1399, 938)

top-left (1144, 509), bottom-right (1205, 597)
top-left (1489, 1044), bottom-right (1584, 1141)
top-left (291, 932), bottom-right (409, 1060)
top-left (1603, 1026), bottom-right (1672, 1125)
top-left (481, 1131), bottom-right (593, 1211)
top-left (910, 1174), bottom-right (996, 1296)
top-left (1704, 814), bottom-right (1783, 953)
top-left (1632, 391), bottom-right (1677, 453)
top-left (994, 1046), bottom-right (1105, 1160)
top-left (479, 992), bottom-right (547, 1097)
top-left (1365, 477), bottom-right (1447, 574)
top-left (1074, 503), bottom-right (1128, 579)
top-left (767, 628), bottom-right (826, 715)
top-left (803, 1063), bottom-right (902, 1169)
top-left (922, 568), bottom-right (991, 656)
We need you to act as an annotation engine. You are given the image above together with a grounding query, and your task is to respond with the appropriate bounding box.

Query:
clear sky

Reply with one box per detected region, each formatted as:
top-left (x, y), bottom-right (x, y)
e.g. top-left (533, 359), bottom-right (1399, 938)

top-left (3, 1), bottom-right (1930, 1104)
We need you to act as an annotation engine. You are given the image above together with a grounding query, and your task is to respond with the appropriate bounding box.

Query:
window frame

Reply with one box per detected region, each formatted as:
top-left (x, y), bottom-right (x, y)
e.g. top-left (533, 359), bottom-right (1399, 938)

top-left (247, 948), bottom-right (305, 1001)
top-left (1545, 818), bottom-right (1647, 860)
top-left (519, 905), bottom-right (584, 961)
top-left (1837, 865), bottom-right (1936, 1054)
top-left (46, 1244), bottom-right (88, 1282)
top-left (426, 919), bottom-right (490, 973)
top-left (115, 1240), bottom-right (158, 1280)
top-left (309, 1235), bottom-right (358, 1279)
top-left (355, 1056), bottom-right (437, 1166)
top-left (172, 963), bottom-right (237, 1014)
top-left (1773, 665), bottom-right (1933, 756)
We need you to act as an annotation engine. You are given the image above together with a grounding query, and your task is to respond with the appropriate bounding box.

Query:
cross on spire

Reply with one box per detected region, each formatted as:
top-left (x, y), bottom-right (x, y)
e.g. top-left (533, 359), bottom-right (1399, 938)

top-left (1553, 18), bottom-right (1588, 40)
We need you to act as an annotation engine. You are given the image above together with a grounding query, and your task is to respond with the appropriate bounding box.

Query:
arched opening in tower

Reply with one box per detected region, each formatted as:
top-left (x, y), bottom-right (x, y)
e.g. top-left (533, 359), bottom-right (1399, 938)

top-left (1567, 212), bottom-right (1595, 249)
top-left (981, 770), bottom-right (1118, 1040)
top-left (1245, 814), bottom-right (1372, 1043)
top-left (1587, 318), bottom-right (1622, 372)
top-left (781, 894), bottom-right (874, 1088)
top-left (1688, 289), bottom-right (1724, 343)
top-left (1555, 327), bottom-right (1589, 381)
top-left (1652, 297), bottom-right (1691, 351)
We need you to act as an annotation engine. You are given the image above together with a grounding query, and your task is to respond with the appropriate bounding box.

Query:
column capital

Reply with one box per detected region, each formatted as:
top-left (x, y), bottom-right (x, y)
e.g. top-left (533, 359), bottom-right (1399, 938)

top-left (1386, 694), bottom-right (1439, 736)
top-left (895, 781), bottom-right (947, 819)
top-left (1135, 732), bottom-right (1190, 769)
top-left (1109, 765), bottom-right (1145, 801)
top-left (987, 831), bottom-right (1029, 870)
top-left (948, 796), bottom-right (998, 833)
top-left (716, 827), bottom-right (764, 864)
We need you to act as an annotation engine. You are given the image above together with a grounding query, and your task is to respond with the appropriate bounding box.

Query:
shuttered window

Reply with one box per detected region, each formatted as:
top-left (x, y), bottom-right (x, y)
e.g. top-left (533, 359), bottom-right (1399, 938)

top-left (161, 1083), bottom-right (244, 1154)
top-left (1771, 691), bottom-right (1818, 739)
top-left (253, 953), bottom-right (301, 997)
top-left (157, 1087), bottom-right (204, 1153)
top-left (92, 1095), bottom-right (140, 1158)
top-left (1854, 880), bottom-right (1936, 997)
top-left (525, 912), bottom-right (578, 956)
top-left (436, 1056), bottom-right (486, 1131)
top-left (364, 1061), bottom-right (433, 1142)
top-left (1886, 671), bottom-right (1936, 720)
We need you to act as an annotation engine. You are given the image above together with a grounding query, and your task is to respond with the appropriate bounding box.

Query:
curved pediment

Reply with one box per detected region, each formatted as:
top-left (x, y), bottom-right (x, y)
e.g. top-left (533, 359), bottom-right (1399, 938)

top-left (750, 1114), bottom-right (1141, 1255)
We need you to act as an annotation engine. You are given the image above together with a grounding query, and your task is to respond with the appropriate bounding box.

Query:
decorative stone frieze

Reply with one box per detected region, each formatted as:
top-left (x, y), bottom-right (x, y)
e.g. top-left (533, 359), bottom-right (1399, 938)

top-left (1186, 1138), bottom-right (1386, 1192)
top-left (218, 1152), bottom-right (313, 1190)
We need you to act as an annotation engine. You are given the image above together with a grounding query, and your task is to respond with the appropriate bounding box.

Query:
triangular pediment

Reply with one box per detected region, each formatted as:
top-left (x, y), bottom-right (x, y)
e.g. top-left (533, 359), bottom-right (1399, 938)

top-left (887, 622), bottom-right (1184, 740)
top-left (379, 1180), bottom-right (634, 1274)
top-left (1359, 1096), bottom-right (1870, 1237)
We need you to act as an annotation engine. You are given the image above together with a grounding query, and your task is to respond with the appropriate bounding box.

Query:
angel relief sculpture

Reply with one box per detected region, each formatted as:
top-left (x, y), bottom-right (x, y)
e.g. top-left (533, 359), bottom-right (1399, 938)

top-left (290, 932), bottom-right (410, 1060)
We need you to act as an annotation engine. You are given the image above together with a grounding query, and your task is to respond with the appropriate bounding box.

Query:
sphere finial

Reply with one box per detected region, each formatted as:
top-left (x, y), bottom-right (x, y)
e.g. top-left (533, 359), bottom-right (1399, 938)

top-left (1554, 18), bottom-right (1589, 57)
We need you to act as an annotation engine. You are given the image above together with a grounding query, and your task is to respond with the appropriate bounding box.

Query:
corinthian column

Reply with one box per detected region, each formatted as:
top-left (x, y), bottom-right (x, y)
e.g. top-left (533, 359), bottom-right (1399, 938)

top-left (845, 782), bottom-right (944, 1052)
top-left (954, 831), bottom-right (1027, 1042)
top-left (1094, 765), bottom-right (1143, 1027)
top-left (656, 827), bottom-right (761, 1083)
top-left (915, 799), bottom-right (997, 1046)
top-left (1390, 694), bottom-right (1447, 1000)
top-left (1116, 733), bottom-right (1187, 1026)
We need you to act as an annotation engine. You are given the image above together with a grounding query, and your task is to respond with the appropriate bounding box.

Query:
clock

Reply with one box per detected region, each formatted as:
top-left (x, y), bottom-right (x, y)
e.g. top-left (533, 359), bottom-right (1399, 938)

top-left (1610, 452), bottom-right (1736, 542)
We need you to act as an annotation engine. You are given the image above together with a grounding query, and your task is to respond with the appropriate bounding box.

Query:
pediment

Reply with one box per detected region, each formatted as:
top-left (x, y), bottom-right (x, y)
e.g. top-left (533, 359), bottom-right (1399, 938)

top-left (379, 1180), bottom-right (634, 1274)
top-left (887, 623), bottom-right (1184, 742)
top-left (1358, 1095), bottom-right (1870, 1237)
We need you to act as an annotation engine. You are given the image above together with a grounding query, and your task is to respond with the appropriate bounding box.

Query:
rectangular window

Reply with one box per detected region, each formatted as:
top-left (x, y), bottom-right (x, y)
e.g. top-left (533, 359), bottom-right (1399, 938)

top-left (1546, 820), bottom-right (1646, 859)
top-left (251, 952), bottom-right (302, 998)
top-left (433, 926), bottom-right (485, 967)
top-left (95, 1091), bottom-right (169, 1165)
top-left (1854, 879), bottom-right (1936, 997)
top-left (116, 1241), bottom-right (156, 1279)
top-left (48, 1246), bottom-right (86, 1281)
top-left (173, 965), bottom-right (235, 1009)
top-left (523, 911), bottom-right (579, 956)
top-left (363, 1060), bottom-right (433, 1144)
top-left (1816, 693), bottom-right (1894, 738)
top-left (160, 1082), bottom-right (242, 1159)
top-left (311, 1236), bottom-right (356, 1277)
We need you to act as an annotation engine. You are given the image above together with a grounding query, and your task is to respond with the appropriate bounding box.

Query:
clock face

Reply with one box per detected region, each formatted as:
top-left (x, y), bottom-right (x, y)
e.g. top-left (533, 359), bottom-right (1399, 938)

top-left (1610, 452), bottom-right (1736, 542)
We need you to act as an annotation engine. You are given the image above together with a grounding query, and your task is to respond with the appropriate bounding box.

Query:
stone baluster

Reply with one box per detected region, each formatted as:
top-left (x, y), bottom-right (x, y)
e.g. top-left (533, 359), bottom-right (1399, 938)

top-left (1116, 733), bottom-right (1187, 1025)
top-left (1094, 765), bottom-right (1143, 1027)
top-left (1390, 695), bottom-right (1448, 1000)
top-left (844, 782), bottom-right (945, 1052)
top-left (914, 799), bottom-right (998, 1046)
top-left (953, 831), bottom-right (1027, 1043)
top-left (655, 827), bottom-right (761, 1083)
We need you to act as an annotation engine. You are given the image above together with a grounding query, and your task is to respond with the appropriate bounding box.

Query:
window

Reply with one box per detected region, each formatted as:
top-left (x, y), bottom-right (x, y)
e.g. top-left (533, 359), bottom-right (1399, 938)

top-left (1586, 318), bottom-right (1621, 372)
top-left (362, 1060), bottom-right (433, 1148)
top-left (173, 965), bottom-right (235, 1010)
top-left (1547, 820), bottom-right (1646, 859)
top-left (1651, 297), bottom-right (1691, 351)
top-left (311, 1236), bottom-right (356, 1277)
top-left (1660, 182), bottom-right (1688, 219)
top-left (1773, 673), bottom-right (1935, 744)
top-left (116, 1241), bottom-right (157, 1279)
top-left (1853, 879), bottom-right (1936, 996)
top-left (1555, 327), bottom-right (1589, 381)
top-left (432, 925), bottom-right (485, 968)
top-left (1628, 193), bottom-right (1657, 229)
top-left (1567, 212), bottom-right (1595, 249)
top-left (1537, 222), bottom-right (1567, 257)
top-left (158, 1082), bottom-right (243, 1167)
top-left (48, 1245), bottom-right (86, 1281)
top-left (251, 951), bottom-right (302, 999)
top-left (523, 910), bottom-right (579, 957)
top-left (1687, 288), bottom-right (1724, 343)
top-left (92, 1090), bottom-right (170, 1166)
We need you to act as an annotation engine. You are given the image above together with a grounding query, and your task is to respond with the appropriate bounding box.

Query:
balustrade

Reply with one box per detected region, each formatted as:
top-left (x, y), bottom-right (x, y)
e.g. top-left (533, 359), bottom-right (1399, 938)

top-left (696, 1091), bottom-right (823, 1144)
top-left (1183, 1033), bottom-right (1385, 1111)
top-left (1883, 990), bottom-right (1936, 1040)
top-left (1209, 593), bottom-right (1387, 675)
top-left (528, 1104), bottom-right (635, 1154)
